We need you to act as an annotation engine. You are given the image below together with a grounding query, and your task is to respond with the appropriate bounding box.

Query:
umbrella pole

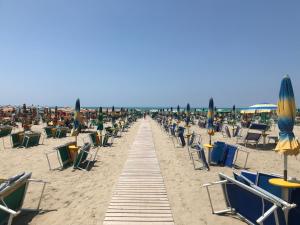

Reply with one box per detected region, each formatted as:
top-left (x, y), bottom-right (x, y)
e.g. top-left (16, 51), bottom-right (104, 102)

top-left (284, 154), bottom-right (288, 181)
top-left (209, 135), bottom-right (211, 145)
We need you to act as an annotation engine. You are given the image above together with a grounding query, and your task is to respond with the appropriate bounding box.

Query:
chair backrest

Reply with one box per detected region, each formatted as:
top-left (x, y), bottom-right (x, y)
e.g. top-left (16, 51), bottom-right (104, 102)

top-left (188, 132), bottom-right (195, 146)
top-left (224, 144), bottom-right (237, 167)
top-left (195, 145), bottom-right (209, 170)
top-left (0, 126), bottom-right (12, 138)
top-left (56, 142), bottom-right (76, 168)
top-left (241, 170), bottom-right (257, 184)
top-left (225, 126), bottom-right (231, 138)
top-left (73, 143), bottom-right (91, 168)
top-left (249, 123), bottom-right (269, 131)
top-left (234, 125), bottom-right (241, 137)
top-left (233, 172), bottom-right (254, 186)
top-left (219, 173), bottom-right (287, 225)
top-left (245, 132), bottom-right (261, 141)
top-left (288, 188), bottom-right (300, 225)
top-left (0, 172), bottom-right (31, 223)
top-left (44, 126), bottom-right (53, 138)
top-left (88, 132), bottom-right (100, 147)
top-left (256, 173), bottom-right (282, 198)
top-left (211, 142), bottom-right (227, 165)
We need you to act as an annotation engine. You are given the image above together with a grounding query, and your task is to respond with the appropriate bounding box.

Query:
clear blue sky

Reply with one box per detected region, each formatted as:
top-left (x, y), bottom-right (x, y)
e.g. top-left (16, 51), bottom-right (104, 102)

top-left (0, 0), bottom-right (299, 108)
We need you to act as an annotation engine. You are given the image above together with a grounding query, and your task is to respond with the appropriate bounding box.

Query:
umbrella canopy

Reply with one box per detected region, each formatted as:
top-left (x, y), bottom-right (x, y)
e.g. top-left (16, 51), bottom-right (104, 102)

top-left (275, 76), bottom-right (300, 155)
top-left (97, 107), bottom-right (104, 131)
top-left (232, 105), bottom-right (236, 120)
top-left (207, 98), bottom-right (214, 135)
top-left (73, 98), bottom-right (80, 130)
top-left (177, 105), bottom-right (180, 113)
top-left (186, 103), bottom-right (190, 113)
top-left (242, 103), bottom-right (277, 114)
top-left (275, 76), bottom-right (300, 181)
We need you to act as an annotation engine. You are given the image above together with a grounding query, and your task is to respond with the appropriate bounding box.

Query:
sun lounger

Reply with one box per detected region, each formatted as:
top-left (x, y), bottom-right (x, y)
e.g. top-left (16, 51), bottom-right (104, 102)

top-left (45, 141), bottom-right (76, 170)
top-left (88, 132), bottom-right (102, 148)
top-left (0, 172), bottom-right (47, 225)
top-left (43, 126), bottom-right (53, 138)
top-left (233, 171), bottom-right (300, 225)
top-left (221, 126), bottom-right (231, 138)
top-left (23, 132), bottom-right (41, 148)
top-left (190, 144), bottom-right (209, 170)
top-left (243, 132), bottom-right (262, 148)
top-left (73, 143), bottom-right (97, 171)
top-left (0, 126), bottom-right (12, 149)
top-left (203, 173), bottom-right (296, 225)
top-left (102, 133), bottom-right (114, 147)
top-left (210, 142), bottom-right (249, 168)
top-left (55, 127), bottom-right (68, 138)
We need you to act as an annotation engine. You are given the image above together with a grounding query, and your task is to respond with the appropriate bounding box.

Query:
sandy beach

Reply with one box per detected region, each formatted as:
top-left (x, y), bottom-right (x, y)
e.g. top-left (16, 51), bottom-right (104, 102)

top-left (1, 117), bottom-right (300, 225)
top-left (0, 121), bottom-right (141, 225)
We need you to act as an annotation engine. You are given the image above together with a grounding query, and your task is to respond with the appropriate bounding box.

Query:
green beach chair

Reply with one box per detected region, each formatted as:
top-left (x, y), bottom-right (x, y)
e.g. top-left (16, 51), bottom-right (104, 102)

top-left (43, 126), bottom-right (53, 138)
top-left (73, 143), bottom-right (97, 171)
top-left (55, 127), bottom-right (68, 138)
top-left (45, 141), bottom-right (76, 170)
top-left (0, 172), bottom-right (47, 225)
top-left (0, 126), bottom-right (13, 149)
top-left (88, 132), bottom-right (102, 148)
top-left (10, 132), bottom-right (25, 148)
top-left (23, 132), bottom-right (41, 148)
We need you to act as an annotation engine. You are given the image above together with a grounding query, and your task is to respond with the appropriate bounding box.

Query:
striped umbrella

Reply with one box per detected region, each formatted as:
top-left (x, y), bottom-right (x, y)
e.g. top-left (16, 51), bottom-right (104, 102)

top-left (275, 76), bottom-right (300, 180)
top-left (71, 98), bottom-right (80, 144)
top-left (186, 103), bottom-right (191, 126)
top-left (97, 107), bottom-right (104, 131)
top-left (207, 98), bottom-right (215, 145)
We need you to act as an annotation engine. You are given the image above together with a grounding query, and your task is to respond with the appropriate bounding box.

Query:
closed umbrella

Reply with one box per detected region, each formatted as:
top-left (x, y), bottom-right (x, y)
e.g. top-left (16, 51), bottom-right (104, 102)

top-left (207, 98), bottom-right (215, 145)
top-left (275, 76), bottom-right (300, 181)
top-left (71, 98), bottom-right (80, 145)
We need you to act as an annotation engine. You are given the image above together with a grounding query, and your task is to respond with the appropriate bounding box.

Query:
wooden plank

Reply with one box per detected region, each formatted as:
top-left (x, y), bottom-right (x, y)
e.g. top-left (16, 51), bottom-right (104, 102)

top-left (103, 121), bottom-right (174, 225)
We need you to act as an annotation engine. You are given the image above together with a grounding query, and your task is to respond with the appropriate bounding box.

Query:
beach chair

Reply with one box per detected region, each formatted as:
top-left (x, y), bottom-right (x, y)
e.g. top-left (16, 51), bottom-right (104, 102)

top-left (203, 173), bottom-right (295, 225)
top-left (0, 172), bottom-right (47, 225)
top-left (102, 133), bottom-right (114, 147)
top-left (55, 127), bottom-right (68, 138)
top-left (210, 142), bottom-right (227, 165)
top-left (10, 132), bottom-right (24, 148)
top-left (243, 132), bottom-right (262, 148)
top-left (45, 141), bottom-right (76, 170)
top-left (43, 126), bottom-right (53, 138)
top-left (88, 132), bottom-right (102, 148)
top-left (233, 171), bottom-right (300, 225)
top-left (0, 126), bottom-right (13, 149)
top-left (23, 132), bottom-right (41, 148)
top-left (221, 126), bottom-right (231, 138)
top-left (190, 144), bottom-right (209, 170)
top-left (210, 142), bottom-right (249, 168)
top-left (73, 143), bottom-right (97, 171)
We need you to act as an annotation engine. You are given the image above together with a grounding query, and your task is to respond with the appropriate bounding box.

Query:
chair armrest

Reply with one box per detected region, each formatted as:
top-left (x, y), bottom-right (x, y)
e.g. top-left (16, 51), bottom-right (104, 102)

top-left (0, 204), bottom-right (18, 215)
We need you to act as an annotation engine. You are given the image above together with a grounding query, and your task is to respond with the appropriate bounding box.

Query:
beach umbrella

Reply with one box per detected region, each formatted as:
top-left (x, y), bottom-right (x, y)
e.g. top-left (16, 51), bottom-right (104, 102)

top-left (97, 107), bottom-right (104, 131)
top-left (232, 105), bottom-right (236, 121)
top-left (275, 76), bottom-right (300, 181)
top-left (186, 103), bottom-right (191, 126)
top-left (207, 98), bottom-right (215, 145)
top-left (71, 98), bottom-right (81, 144)
top-left (177, 105), bottom-right (180, 113)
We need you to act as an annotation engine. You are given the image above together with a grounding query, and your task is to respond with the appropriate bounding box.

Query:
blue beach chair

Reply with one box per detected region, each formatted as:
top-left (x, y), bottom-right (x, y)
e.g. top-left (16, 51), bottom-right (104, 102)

top-left (203, 173), bottom-right (296, 225)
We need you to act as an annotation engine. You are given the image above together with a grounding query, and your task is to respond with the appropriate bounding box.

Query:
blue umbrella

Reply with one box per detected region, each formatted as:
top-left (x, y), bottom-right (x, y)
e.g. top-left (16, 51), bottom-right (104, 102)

top-left (275, 76), bottom-right (300, 180)
top-left (207, 98), bottom-right (215, 145)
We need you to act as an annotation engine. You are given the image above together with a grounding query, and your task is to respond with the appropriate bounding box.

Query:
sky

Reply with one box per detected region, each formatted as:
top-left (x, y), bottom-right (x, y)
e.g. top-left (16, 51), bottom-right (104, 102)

top-left (0, 0), bottom-right (299, 108)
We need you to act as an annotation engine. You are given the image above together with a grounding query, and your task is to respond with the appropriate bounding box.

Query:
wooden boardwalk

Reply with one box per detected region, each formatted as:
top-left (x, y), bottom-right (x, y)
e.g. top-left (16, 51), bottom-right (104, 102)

top-left (103, 120), bottom-right (175, 225)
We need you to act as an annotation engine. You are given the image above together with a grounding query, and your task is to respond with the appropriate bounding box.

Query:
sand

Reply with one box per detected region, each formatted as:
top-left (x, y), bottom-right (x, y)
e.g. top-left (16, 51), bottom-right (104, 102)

top-left (1, 118), bottom-right (300, 225)
top-left (150, 119), bottom-right (300, 225)
top-left (0, 120), bottom-right (141, 225)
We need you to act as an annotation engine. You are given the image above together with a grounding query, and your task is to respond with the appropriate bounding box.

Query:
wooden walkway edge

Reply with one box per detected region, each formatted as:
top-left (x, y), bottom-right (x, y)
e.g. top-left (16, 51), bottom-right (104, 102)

top-left (103, 120), bottom-right (175, 225)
